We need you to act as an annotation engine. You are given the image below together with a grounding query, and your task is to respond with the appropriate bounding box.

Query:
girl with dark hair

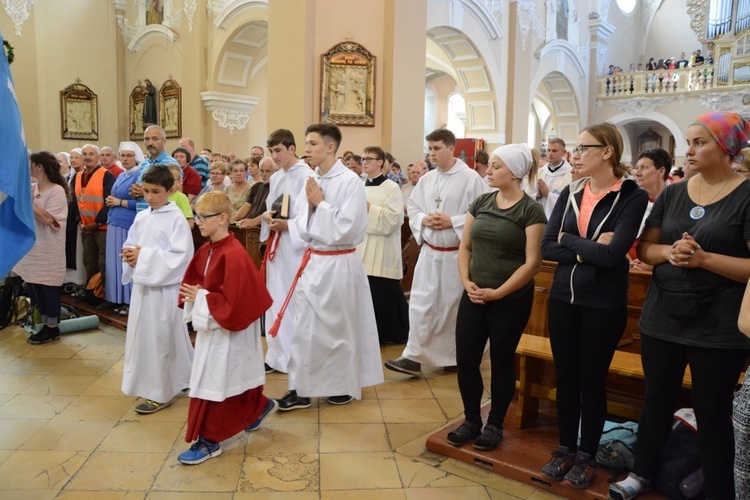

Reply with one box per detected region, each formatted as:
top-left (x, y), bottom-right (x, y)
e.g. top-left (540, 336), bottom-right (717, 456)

top-left (14, 151), bottom-right (69, 344)
top-left (540, 123), bottom-right (648, 489)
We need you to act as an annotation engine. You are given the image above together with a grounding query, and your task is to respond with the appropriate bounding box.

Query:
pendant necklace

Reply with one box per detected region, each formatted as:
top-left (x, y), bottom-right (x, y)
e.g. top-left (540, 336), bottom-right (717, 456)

top-left (434, 171), bottom-right (450, 210)
top-left (690, 177), bottom-right (729, 220)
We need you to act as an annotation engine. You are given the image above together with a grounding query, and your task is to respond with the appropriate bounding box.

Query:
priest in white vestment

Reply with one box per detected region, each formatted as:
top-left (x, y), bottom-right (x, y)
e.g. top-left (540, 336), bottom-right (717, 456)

top-left (260, 129), bottom-right (315, 373)
top-left (385, 128), bottom-right (487, 376)
top-left (522, 138), bottom-right (572, 218)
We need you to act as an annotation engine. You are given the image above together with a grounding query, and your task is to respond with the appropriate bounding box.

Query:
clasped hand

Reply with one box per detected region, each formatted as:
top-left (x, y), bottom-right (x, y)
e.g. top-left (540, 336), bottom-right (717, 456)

top-left (464, 281), bottom-right (498, 305)
top-left (120, 245), bottom-right (141, 267)
top-left (422, 212), bottom-right (451, 230)
top-left (668, 232), bottom-right (703, 268)
top-left (179, 283), bottom-right (201, 303)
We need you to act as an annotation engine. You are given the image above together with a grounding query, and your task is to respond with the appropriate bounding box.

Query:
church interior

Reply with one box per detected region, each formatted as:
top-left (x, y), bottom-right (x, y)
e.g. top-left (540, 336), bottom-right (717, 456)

top-left (2, 0), bottom-right (749, 497)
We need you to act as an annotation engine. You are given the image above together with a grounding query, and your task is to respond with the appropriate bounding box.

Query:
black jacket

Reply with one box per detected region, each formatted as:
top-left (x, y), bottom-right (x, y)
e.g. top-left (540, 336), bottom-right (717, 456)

top-left (541, 177), bottom-right (648, 309)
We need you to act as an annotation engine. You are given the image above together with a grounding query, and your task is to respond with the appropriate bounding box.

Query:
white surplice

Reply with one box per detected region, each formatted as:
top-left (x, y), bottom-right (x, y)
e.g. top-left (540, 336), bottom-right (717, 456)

top-left (522, 160), bottom-right (573, 218)
top-left (357, 177), bottom-right (404, 279)
top-left (260, 160), bottom-right (315, 373)
top-left (184, 289), bottom-right (265, 401)
top-left (290, 160), bottom-right (384, 399)
top-left (121, 202), bottom-right (194, 403)
top-left (402, 159), bottom-right (488, 366)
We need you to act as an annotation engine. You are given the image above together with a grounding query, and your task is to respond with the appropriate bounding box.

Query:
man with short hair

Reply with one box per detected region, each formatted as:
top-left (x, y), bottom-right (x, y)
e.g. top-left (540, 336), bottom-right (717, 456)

top-left (261, 129), bottom-right (315, 376)
top-left (675, 52), bottom-right (689, 69)
top-left (77, 144), bottom-right (116, 302)
top-left (100, 147), bottom-right (124, 178)
top-left (385, 128), bottom-right (486, 377)
top-left (384, 152), bottom-right (402, 187)
top-left (130, 125), bottom-right (179, 212)
top-left (693, 49), bottom-right (705, 66)
top-left (250, 145), bottom-right (264, 166)
top-left (524, 137), bottom-right (572, 219)
top-left (346, 154), bottom-right (367, 181)
top-left (401, 161), bottom-right (426, 209)
top-left (180, 137), bottom-right (210, 186)
top-left (474, 149), bottom-right (490, 183)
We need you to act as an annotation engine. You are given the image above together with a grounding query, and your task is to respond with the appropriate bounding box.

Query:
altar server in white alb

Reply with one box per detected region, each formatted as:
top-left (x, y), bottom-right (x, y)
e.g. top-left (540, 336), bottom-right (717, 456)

top-left (523, 137), bottom-right (573, 219)
top-left (385, 128), bottom-right (487, 377)
top-left (260, 129), bottom-right (315, 374)
top-left (121, 164), bottom-right (194, 414)
top-left (272, 123), bottom-right (384, 411)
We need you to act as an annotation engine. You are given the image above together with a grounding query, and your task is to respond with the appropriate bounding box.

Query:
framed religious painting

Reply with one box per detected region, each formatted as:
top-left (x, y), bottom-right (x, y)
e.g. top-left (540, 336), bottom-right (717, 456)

top-left (159, 79), bottom-right (181, 139)
top-left (637, 130), bottom-right (661, 155)
top-left (320, 41), bottom-right (375, 127)
top-left (129, 84), bottom-right (147, 141)
top-left (60, 81), bottom-right (98, 140)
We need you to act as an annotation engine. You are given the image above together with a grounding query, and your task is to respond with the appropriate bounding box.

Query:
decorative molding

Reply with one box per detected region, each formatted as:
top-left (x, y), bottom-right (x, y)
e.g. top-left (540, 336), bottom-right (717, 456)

top-left (200, 91), bottom-right (259, 134)
top-left (3, 0), bottom-right (34, 36)
top-left (217, 52), bottom-right (253, 87)
top-left (184, 0), bottom-right (196, 32)
top-left (609, 97), bottom-right (675, 114)
top-left (697, 89), bottom-right (750, 112)
top-left (127, 24), bottom-right (179, 53)
top-left (457, 0), bottom-right (502, 40)
top-left (517, 0), bottom-right (544, 51)
top-left (536, 40), bottom-right (588, 78)
top-left (214, 0), bottom-right (268, 30)
top-left (467, 101), bottom-right (496, 130)
top-left (686, 0), bottom-right (708, 40)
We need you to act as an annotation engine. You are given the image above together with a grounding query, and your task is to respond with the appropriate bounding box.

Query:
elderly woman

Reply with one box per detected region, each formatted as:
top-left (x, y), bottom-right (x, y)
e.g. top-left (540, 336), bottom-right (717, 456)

top-left (226, 159), bottom-right (252, 218)
top-left (540, 123), bottom-right (648, 489)
top-left (447, 144), bottom-right (546, 451)
top-left (193, 161), bottom-right (229, 208)
top-left (172, 146), bottom-right (202, 202)
top-left (57, 152), bottom-right (74, 184)
top-left (610, 112), bottom-right (750, 500)
top-left (100, 142), bottom-right (143, 315)
top-left (14, 152), bottom-right (68, 344)
top-left (356, 146), bottom-right (410, 345)
top-left (629, 148), bottom-right (671, 271)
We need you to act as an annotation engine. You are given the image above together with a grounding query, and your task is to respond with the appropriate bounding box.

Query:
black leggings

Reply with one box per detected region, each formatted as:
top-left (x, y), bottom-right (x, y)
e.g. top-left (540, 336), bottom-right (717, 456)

top-left (29, 283), bottom-right (62, 327)
top-left (633, 334), bottom-right (749, 499)
top-left (455, 287), bottom-right (534, 428)
top-left (548, 299), bottom-right (626, 455)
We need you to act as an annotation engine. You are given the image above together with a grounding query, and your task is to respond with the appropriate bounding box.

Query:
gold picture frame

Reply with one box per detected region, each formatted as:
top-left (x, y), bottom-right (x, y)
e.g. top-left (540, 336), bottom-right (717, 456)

top-left (129, 84), bottom-right (147, 141)
top-left (320, 42), bottom-right (375, 127)
top-left (159, 79), bottom-right (181, 139)
top-left (60, 82), bottom-right (98, 140)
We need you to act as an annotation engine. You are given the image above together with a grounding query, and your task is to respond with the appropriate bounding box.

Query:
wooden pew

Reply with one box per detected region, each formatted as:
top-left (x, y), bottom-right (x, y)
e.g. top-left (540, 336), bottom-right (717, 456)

top-left (191, 224), bottom-right (265, 269)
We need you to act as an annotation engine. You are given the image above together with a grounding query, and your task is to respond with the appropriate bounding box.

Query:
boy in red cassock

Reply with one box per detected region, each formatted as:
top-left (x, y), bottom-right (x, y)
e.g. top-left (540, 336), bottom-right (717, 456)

top-left (177, 191), bottom-right (275, 465)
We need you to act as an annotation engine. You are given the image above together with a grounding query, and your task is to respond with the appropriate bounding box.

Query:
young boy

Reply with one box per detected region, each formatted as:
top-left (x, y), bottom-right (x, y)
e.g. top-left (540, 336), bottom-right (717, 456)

top-left (178, 191), bottom-right (275, 465)
top-left (273, 123), bottom-right (383, 410)
top-left (121, 164), bottom-right (195, 414)
top-left (166, 164), bottom-right (195, 229)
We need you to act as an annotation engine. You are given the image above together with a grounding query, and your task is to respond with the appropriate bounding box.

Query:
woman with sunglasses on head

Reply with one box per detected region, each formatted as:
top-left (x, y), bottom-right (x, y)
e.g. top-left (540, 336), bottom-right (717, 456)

top-left (540, 123), bottom-right (648, 490)
top-left (609, 112), bottom-right (750, 500)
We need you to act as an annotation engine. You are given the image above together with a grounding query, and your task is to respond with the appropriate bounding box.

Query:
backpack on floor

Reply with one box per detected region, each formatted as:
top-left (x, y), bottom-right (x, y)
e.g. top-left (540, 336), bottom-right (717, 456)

top-left (596, 420), bottom-right (638, 470)
top-left (0, 276), bottom-right (25, 330)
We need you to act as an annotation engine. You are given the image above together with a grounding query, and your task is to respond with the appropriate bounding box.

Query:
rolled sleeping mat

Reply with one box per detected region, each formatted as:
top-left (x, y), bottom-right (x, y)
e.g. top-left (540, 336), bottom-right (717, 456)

top-left (58, 315), bottom-right (100, 334)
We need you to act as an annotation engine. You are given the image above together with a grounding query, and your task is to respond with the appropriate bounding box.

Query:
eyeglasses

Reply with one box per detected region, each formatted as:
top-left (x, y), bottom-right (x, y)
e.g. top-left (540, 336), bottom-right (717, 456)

top-left (571, 144), bottom-right (606, 155)
top-left (119, 153), bottom-right (135, 158)
top-left (733, 168), bottom-right (750, 174)
top-left (361, 157), bottom-right (380, 163)
top-left (195, 213), bottom-right (221, 222)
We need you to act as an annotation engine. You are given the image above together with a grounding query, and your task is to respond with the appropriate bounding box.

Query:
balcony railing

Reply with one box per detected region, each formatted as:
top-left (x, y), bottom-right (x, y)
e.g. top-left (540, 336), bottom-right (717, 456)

top-left (597, 67), bottom-right (717, 99)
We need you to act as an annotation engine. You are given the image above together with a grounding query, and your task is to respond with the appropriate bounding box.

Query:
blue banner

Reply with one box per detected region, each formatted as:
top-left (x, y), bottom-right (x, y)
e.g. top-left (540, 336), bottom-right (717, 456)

top-left (0, 30), bottom-right (34, 278)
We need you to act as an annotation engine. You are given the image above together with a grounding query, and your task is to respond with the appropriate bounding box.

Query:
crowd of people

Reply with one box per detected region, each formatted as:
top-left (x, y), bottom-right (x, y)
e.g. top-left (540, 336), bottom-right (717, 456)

top-left (607, 49), bottom-right (713, 75)
top-left (11, 110), bottom-right (750, 497)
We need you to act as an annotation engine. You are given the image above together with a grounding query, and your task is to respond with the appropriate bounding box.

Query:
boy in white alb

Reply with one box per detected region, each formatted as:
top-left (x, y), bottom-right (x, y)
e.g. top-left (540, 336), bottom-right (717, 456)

top-left (273, 123), bottom-right (384, 410)
top-left (260, 129), bottom-right (315, 375)
top-left (121, 164), bottom-right (194, 413)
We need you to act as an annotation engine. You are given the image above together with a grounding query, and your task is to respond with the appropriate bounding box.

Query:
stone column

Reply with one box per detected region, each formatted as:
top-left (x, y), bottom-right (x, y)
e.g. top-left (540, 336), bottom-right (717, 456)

top-left (588, 16), bottom-right (614, 122)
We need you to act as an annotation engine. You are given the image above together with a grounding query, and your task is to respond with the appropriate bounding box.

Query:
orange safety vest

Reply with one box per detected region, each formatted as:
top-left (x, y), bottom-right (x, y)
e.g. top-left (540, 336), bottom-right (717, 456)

top-left (75, 166), bottom-right (107, 230)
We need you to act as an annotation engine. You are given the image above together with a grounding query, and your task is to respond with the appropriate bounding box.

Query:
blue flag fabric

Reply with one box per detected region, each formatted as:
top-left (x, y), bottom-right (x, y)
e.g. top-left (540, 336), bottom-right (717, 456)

top-left (0, 30), bottom-right (35, 277)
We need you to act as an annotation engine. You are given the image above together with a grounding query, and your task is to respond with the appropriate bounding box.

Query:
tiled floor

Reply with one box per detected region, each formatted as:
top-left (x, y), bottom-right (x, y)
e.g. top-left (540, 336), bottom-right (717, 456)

top-left (0, 323), bottom-right (563, 499)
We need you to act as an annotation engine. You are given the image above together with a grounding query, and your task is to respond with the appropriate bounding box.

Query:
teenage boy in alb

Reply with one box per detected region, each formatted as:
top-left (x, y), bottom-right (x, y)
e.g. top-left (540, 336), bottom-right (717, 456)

top-left (260, 129), bottom-right (315, 376)
top-left (272, 123), bottom-right (383, 410)
top-left (385, 128), bottom-right (487, 377)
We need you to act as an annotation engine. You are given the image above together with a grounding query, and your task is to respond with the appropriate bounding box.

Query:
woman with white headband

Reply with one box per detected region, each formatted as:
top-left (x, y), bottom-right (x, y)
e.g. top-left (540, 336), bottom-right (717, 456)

top-left (447, 143), bottom-right (546, 452)
top-left (101, 142), bottom-right (144, 315)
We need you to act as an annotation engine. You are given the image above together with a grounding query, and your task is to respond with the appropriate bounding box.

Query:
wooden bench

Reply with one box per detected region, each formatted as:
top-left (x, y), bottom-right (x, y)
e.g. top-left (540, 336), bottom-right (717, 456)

top-left (515, 333), bottom-right (693, 429)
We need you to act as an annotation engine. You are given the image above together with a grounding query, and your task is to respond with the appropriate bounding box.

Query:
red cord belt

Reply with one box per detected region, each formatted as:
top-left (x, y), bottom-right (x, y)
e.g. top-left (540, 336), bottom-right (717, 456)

top-left (423, 240), bottom-right (459, 252)
top-left (267, 247), bottom-right (356, 337)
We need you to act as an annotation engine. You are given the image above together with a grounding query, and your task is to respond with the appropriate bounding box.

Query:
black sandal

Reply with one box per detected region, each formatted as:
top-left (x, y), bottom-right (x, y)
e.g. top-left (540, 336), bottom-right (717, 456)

top-left (446, 421), bottom-right (482, 447)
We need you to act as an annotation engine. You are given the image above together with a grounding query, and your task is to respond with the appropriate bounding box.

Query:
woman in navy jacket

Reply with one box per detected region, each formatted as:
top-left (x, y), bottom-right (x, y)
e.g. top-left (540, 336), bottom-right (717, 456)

top-left (539, 123), bottom-right (648, 490)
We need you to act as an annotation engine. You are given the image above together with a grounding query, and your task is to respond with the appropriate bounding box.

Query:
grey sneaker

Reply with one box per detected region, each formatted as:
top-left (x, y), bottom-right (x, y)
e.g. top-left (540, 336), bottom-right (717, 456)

top-left (540, 446), bottom-right (576, 481)
top-left (384, 357), bottom-right (421, 376)
top-left (563, 452), bottom-right (597, 489)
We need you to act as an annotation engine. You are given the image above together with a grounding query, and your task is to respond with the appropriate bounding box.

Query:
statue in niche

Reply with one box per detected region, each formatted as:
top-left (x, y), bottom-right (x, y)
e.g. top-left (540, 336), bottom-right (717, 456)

top-left (556, 0), bottom-right (569, 40)
top-left (142, 79), bottom-right (158, 126)
top-left (146, 0), bottom-right (164, 26)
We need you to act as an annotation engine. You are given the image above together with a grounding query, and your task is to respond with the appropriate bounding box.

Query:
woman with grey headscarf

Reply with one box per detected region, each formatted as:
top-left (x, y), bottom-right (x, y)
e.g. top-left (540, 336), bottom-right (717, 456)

top-left (101, 142), bottom-right (143, 315)
top-left (447, 143), bottom-right (546, 452)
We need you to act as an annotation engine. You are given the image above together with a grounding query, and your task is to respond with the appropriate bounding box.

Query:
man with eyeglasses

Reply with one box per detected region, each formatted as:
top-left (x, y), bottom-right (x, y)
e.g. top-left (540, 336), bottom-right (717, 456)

top-left (524, 137), bottom-right (572, 219)
top-left (385, 128), bottom-right (487, 377)
top-left (260, 129), bottom-right (315, 378)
